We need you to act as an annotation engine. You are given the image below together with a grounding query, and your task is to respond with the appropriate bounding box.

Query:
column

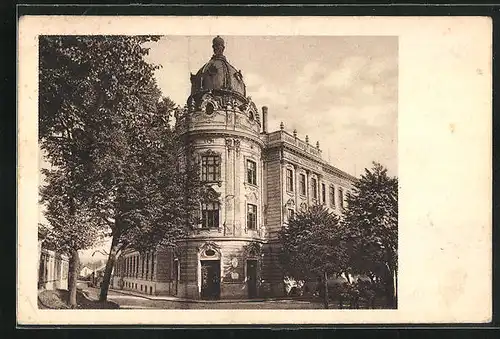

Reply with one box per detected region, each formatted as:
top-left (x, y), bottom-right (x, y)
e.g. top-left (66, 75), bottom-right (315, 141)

top-left (225, 138), bottom-right (234, 235)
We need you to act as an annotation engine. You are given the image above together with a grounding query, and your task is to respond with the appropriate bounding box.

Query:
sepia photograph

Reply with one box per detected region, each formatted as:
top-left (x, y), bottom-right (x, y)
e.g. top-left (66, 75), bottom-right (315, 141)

top-left (18, 16), bottom-right (491, 325)
top-left (37, 34), bottom-right (398, 311)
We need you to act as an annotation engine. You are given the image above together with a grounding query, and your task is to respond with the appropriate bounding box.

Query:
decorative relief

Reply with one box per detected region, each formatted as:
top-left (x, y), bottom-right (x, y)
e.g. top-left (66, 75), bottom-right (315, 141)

top-left (243, 242), bottom-right (262, 258)
top-left (198, 241), bottom-right (221, 259)
top-left (300, 202), bottom-right (308, 211)
top-left (225, 138), bottom-right (241, 154)
top-left (245, 191), bottom-right (258, 203)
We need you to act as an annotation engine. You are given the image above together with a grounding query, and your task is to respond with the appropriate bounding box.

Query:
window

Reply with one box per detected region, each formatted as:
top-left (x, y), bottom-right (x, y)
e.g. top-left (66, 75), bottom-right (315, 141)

top-left (329, 185), bottom-right (336, 207)
top-left (299, 174), bottom-right (306, 195)
top-left (201, 155), bottom-right (220, 182)
top-left (311, 178), bottom-right (318, 199)
top-left (339, 188), bottom-right (344, 208)
top-left (321, 183), bottom-right (326, 203)
top-left (142, 255), bottom-right (145, 278)
top-left (287, 208), bottom-right (295, 220)
top-left (286, 169), bottom-right (294, 192)
top-left (247, 204), bottom-right (257, 230)
top-left (205, 102), bottom-right (214, 115)
top-left (151, 252), bottom-right (155, 280)
top-left (247, 160), bottom-right (257, 185)
top-left (202, 202), bottom-right (220, 228)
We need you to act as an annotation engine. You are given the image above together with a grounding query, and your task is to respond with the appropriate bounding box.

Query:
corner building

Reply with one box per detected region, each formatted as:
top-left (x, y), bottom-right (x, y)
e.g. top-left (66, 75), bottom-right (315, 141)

top-left (113, 36), bottom-right (357, 300)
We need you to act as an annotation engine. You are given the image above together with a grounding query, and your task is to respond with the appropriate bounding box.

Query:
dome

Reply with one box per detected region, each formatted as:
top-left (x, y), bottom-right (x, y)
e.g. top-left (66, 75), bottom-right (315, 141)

top-left (190, 36), bottom-right (246, 97)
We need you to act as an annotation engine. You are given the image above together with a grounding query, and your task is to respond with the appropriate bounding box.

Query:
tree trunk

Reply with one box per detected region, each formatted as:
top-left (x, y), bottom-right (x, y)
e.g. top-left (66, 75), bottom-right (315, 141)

top-left (384, 263), bottom-right (396, 308)
top-left (99, 235), bottom-right (120, 302)
top-left (67, 248), bottom-right (79, 308)
top-left (323, 271), bottom-right (329, 309)
top-left (394, 266), bottom-right (398, 306)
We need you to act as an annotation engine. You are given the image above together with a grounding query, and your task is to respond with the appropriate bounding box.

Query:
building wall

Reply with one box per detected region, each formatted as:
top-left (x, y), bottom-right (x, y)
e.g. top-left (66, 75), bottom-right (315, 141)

top-left (38, 248), bottom-right (69, 291)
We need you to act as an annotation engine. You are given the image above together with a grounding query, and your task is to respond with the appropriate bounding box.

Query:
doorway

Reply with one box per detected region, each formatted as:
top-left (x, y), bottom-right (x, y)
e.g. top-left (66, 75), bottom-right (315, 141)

top-left (200, 260), bottom-right (221, 300)
top-left (247, 260), bottom-right (258, 299)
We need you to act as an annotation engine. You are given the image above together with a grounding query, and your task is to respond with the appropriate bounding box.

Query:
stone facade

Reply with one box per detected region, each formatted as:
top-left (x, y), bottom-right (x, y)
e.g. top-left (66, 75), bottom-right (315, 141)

top-left (113, 36), bottom-right (356, 300)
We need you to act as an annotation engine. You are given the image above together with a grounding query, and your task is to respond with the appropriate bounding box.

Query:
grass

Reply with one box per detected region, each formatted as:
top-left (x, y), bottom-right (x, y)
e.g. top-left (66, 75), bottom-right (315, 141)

top-left (38, 288), bottom-right (119, 309)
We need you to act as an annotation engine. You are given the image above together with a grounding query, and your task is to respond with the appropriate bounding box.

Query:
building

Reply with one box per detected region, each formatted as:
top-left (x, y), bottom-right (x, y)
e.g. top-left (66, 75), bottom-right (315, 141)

top-left (113, 36), bottom-right (357, 300)
top-left (80, 265), bottom-right (93, 278)
top-left (38, 248), bottom-right (69, 291)
top-left (38, 229), bottom-right (70, 291)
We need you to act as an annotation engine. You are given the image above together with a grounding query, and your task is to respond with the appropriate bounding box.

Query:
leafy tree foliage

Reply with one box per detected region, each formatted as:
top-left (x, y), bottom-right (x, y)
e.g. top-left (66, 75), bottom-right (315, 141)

top-left (342, 162), bottom-right (398, 307)
top-left (279, 204), bottom-right (347, 308)
top-left (39, 35), bottom-right (206, 303)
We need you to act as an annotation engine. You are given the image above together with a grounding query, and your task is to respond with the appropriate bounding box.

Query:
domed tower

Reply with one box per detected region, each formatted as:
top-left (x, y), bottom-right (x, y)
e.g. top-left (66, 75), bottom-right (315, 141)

top-left (175, 36), bottom-right (268, 300)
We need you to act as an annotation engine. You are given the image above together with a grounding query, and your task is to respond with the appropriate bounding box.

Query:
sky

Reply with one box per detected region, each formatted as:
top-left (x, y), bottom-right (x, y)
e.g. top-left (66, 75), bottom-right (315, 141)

top-left (145, 35), bottom-right (398, 177)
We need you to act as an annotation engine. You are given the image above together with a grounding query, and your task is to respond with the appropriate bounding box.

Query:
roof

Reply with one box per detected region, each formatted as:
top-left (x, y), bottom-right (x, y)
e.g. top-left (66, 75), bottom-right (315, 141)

top-left (190, 36), bottom-right (246, 97)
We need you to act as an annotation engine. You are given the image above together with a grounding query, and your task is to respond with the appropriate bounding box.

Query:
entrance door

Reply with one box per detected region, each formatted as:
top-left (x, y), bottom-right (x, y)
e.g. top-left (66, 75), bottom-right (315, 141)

top-left (247, 260), bottom-right (258, 299)
top-left (200, 260), bottom-right (221, 300)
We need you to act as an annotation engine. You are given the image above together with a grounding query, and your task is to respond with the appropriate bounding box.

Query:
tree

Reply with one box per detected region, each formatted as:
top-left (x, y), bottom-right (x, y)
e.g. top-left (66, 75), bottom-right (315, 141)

top-left (39, 170), bottom-right (106, 306)
top-left (37, 34), bottom-right (162, 304)
top-left (39, 35), bottom-right (207, 304)
top-left (278, 204), bottom-right (348, 309)
top-left (341, 162), bottom-right (398, 308)
top-left (39, 35), bottom-right (117, 306)
top-left (93, 97), bottom-right (205, 302)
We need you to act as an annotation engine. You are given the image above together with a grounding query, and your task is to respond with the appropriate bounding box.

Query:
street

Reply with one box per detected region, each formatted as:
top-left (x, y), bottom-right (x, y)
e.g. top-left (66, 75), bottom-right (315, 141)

top-left (82, 286), bottom-right (329, 309)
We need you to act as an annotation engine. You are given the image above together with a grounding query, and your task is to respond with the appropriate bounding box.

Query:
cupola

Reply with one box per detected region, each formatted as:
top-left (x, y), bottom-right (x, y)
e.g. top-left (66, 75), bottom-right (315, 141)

top-left (189, 36), bottom-right (246, 97)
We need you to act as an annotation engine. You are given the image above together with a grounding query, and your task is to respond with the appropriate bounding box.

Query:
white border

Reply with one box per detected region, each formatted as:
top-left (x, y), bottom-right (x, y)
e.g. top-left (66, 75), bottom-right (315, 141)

top-left (18, 15), bottom-right (492, 325)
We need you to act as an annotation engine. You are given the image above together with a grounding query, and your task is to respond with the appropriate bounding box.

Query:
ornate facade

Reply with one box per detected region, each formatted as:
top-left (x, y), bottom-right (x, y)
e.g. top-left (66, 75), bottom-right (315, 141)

top-left (112, 36), bottom-right (357, 299)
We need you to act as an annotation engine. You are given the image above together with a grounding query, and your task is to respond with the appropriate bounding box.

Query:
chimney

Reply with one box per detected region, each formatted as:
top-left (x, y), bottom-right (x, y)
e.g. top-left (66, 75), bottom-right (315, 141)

top-left (262, 106), bottom-right (268, 134)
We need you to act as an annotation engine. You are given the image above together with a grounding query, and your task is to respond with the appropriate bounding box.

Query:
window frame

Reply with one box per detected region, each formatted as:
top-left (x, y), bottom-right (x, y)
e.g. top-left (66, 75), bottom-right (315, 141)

top-left (201, 201), bottom-right (220, 229)
top-left (339, 188), bottom-right (344, 209)
top-left (286, 168), bottom-right (294, 192)
top-left (321, 183), bottom-right (326, 204)
top-left (247, 203), bottom-right (258, 230)
top-left (329, 185), bottom-right (336, 207)
top-left (299, 173), bottom-right (306, 196)
top-left (246, 159), bottom-right (257, 186)
top-left (201, 154), bottom-right (221, 183)
top-left (311, 177), bottom-right (318, 200)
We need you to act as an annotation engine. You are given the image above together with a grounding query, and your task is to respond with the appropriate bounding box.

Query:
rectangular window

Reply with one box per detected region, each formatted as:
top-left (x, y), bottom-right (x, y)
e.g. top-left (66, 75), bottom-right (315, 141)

top-left (311, 178), bottom-right (318, 199)
top-left (247, 160), bottom-right (257, 185)
top-left (201, 155), bottom-right (220, 182)
top-left (135, 255), bottom-right (139, 277)
top-left (321, 183), bottom-right (326, 203)
top-left (329, 185), bottom-right (336, 207)
top-left (339, 188), bottom-right (344, 208)
top-left (287, 208), bottom-right (295, 220)
top-left (247, 204), bottom-right (257, 230)
top-left (141, 255), bottom-right (145, 278)
top-left (286, 169), bottom-right (294, 192)
top-left (299, 174), bottom-right (306, 195)
top-left (202, 202), bottom-right (220, 228)
top-left (151, 252), bottom-right (155, 280)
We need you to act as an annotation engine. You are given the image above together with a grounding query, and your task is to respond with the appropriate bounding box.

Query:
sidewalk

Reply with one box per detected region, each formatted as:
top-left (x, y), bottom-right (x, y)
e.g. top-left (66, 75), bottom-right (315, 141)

top-left (107, 287), bottom-right (303, 304)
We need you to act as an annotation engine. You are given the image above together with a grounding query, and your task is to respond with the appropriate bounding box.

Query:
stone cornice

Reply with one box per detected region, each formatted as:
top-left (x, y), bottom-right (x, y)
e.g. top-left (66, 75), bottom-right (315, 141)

top-left (181, 129), bottom-right (266, 148)
top-left (267, 141), bottom-right (357, 183)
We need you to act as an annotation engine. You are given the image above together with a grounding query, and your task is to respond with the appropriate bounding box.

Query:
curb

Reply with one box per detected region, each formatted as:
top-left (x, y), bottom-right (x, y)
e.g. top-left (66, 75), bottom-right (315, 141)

top-left (108, 288), bottom-right (304, 304)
